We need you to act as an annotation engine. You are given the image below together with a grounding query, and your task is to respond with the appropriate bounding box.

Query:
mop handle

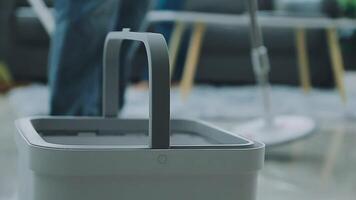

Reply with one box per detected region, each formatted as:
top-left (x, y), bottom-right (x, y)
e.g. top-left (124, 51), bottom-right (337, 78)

top-left (103, 29), bottom-right (171, 149)
top-left (246, 0), bottom-right (270, 76)
top-left (246, 0), bottom-right (273, 126)
top-left (246, 0), bottom-right (263, 48)
top-left (27, 0), bottom-right (55, 35)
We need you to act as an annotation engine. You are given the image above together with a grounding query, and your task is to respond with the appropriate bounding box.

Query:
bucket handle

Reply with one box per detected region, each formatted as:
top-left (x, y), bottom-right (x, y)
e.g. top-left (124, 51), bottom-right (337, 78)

top-left (102, 29), bottom-right (170, 149)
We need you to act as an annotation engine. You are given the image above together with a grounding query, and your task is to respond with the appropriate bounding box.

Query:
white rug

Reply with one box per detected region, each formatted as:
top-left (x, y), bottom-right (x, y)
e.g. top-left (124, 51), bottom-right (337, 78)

top-left (7, 73), bottom-right (356, 120)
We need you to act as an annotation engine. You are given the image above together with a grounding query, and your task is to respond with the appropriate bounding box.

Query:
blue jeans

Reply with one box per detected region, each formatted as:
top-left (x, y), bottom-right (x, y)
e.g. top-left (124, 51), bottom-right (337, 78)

top-left (49, 0), bottom-right (152, 116)
top-left (142, 0), bottom-right (187, 81)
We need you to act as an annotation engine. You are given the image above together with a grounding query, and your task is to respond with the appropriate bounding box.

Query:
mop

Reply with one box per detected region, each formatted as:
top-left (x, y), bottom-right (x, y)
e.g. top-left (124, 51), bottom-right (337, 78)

top-left (27, 0), bottom-right (54, 35)
top-left (233, 0), bottom-right (316, 147)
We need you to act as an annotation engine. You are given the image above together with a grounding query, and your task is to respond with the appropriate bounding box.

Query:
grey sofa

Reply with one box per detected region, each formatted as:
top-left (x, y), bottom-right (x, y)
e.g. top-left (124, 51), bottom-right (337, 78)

top-left (1, 0), bottom-right (50, 82)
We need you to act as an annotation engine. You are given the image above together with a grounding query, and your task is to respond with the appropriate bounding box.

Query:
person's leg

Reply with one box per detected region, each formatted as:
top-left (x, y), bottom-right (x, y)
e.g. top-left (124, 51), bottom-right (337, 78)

top-left (49, 0), bottom-right (153, 116)
top-left (155, 0), bottom-right (186, 40)
top-left (140, 0), bottom-right (185, 81)
top-left (114, 0), bottom-right (154, 108)
top-left (49, 0), bottom-right (119, 116)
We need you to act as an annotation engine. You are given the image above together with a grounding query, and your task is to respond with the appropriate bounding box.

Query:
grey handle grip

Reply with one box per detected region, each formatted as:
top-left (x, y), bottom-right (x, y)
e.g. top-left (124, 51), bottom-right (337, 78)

top-left (103, 29), bottom-right (170, 149)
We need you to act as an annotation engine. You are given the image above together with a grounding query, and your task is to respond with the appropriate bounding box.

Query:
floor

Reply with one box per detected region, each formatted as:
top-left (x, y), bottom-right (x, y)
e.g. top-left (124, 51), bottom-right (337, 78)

top-left (0, 95), bottom-right (17, 200)
top-left (1, 94), bottom-right (356, 200)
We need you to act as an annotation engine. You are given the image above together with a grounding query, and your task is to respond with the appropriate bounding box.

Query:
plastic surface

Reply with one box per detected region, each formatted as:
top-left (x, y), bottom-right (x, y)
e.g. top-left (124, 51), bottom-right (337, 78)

top-left (15, 30), bottom-right (265, 200)
top-left (16, 117), bottom-right (264, 200)
top-left (103, 29), bottom-right (170, 148)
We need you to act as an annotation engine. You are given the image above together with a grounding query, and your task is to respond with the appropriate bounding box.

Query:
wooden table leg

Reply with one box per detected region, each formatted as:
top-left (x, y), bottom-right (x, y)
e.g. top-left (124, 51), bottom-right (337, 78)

top-left (180, 23), bottom-right (206, 99)
top-left (168, 22), bottom-right (186, 80)
top-left (0, 62), bottom-right (12, 84)
top-left (326, 28), bottom-right (347, 104)
top-left (295, 28), bottom-right (312, 93)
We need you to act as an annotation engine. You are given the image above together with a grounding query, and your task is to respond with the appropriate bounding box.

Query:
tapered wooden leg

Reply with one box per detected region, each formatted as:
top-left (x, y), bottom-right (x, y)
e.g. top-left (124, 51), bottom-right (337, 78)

top-left (326, 28), bottom-right (347, 104)
top-left (180, 23), bottom-right (206, 99)
top-left (0, 62), bottom-right (12, 84)
top-left (295, 28), bottom-right (312, 93)
top-left (168, 22), bottom-right (186, 79)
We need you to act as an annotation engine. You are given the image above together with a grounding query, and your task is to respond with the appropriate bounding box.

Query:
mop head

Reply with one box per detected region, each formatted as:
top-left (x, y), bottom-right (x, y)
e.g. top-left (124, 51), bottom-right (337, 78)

top-left (234, 115), bottom-right (316, 147)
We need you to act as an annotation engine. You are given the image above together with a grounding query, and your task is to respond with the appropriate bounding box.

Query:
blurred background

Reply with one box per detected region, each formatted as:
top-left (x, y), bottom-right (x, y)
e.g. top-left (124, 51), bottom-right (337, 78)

top-left (1, 0), bottom-right (356, 200)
